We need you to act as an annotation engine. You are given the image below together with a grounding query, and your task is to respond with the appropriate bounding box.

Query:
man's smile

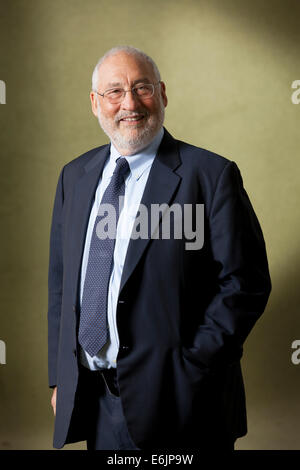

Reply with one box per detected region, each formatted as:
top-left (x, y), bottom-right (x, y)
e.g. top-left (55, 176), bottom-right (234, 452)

top-left (118, 113), bottom-right (146, 125)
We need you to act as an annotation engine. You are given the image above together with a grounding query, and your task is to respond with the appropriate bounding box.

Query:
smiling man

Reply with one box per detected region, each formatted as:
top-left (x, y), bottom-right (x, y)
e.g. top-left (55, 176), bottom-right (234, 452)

top-left (90, 50), bottom-right (167, 156)
top-left (48, 46), bottom-right (271, 450)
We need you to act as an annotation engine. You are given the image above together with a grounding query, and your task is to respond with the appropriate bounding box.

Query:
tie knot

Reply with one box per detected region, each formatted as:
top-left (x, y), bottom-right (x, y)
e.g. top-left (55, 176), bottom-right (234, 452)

top-left (114, 157), bottom-right (130, 180)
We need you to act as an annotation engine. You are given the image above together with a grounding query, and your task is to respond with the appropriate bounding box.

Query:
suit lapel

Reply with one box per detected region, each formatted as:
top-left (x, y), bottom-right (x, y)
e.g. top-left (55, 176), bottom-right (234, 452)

top-left (119, 130), bottom-right (182, 293)
top-left (70, 145), bottom-right (110, 302)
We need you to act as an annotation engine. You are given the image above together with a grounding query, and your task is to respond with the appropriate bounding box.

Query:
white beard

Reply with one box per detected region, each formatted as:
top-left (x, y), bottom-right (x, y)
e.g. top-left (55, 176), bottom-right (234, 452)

top-left (96, 99), bottom-right (165, 155)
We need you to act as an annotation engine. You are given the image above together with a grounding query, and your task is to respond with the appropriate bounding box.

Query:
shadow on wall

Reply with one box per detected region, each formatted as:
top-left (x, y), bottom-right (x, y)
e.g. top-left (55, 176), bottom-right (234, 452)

top-left (243, 251), bottom-right (300, 401)
top-left (210, 0), bottom-right (300, 49)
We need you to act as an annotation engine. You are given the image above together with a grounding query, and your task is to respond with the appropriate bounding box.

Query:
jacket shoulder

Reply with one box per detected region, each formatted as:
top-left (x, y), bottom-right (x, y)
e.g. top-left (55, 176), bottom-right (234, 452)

top-left (174, 138), bottom-right (241, 211)
top-left (63, 144), bottom-right (108, 172)
top-left (54, 144), bottom-right (109, 200)
top-left (177, 140), bottom-right (231, 172)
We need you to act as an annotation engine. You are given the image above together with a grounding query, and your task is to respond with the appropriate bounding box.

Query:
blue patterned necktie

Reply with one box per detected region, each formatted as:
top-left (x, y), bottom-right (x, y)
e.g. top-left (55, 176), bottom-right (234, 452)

top-left (79, 157), bottom-right (130, 357)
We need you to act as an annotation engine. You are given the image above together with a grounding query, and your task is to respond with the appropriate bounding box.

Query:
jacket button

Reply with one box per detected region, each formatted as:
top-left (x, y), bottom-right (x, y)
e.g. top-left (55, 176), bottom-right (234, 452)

top-left (118, 300), bottom-right (125, 304)
top-left (121, 345), bottom-right (129, 351)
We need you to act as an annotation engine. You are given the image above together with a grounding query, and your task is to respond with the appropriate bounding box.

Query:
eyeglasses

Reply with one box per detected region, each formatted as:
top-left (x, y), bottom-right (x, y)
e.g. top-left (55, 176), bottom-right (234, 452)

top-left (95, 81), bottom-right (161, 104)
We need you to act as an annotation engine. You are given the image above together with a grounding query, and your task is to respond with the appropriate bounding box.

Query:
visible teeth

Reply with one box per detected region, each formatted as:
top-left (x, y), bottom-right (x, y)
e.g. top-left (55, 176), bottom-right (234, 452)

top-left (122, 116), bottom-right (142, 121)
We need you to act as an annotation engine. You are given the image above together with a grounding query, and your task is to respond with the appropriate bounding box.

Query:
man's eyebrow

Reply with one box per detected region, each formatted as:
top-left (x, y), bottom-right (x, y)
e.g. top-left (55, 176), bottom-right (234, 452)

top-left (105, 78), bottom-right (151, 88)
top-left (105, 82), bottom-right (122, 88)
top-left (132, 78), bottom-right (151, 85)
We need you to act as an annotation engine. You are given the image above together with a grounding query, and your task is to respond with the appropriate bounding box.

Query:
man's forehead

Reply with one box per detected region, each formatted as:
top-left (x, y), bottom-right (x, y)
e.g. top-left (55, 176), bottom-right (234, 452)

top-left (98, 52), bottom-right (154, 85)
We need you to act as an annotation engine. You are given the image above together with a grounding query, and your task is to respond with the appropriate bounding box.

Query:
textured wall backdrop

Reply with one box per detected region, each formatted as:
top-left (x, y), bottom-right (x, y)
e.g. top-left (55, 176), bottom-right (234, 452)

top-left (0, 0), bottom-right (299, 450)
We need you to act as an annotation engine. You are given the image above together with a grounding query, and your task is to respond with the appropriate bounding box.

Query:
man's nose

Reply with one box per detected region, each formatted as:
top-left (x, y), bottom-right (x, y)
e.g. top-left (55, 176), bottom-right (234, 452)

top-left (121, 90), bottom-right (140, 110)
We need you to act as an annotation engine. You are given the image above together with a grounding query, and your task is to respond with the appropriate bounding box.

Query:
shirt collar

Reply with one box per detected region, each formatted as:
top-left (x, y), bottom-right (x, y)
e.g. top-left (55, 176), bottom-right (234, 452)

top-left (106, 127), bottom-right (164, 182)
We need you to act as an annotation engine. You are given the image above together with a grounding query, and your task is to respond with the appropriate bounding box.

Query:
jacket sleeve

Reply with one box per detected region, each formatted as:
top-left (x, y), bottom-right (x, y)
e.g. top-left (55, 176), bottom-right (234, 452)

top-left (184, 161), bottom-right (272, 370)
top-left (47, 167), bottom-right (65, 388)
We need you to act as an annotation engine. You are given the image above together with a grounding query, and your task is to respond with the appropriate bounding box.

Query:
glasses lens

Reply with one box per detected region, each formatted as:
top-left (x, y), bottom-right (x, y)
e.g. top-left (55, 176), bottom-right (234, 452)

top-left (103, 84), bottom-right (155, 103)
top-left (134, 84), bottom-right (154, 98)
top-left (104, 88), bottom-right (124, 103)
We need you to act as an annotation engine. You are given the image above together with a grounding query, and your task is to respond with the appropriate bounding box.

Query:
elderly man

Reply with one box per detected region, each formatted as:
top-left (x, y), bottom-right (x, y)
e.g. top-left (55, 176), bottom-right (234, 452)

top-left (48, 46), bottom-right (271, 450)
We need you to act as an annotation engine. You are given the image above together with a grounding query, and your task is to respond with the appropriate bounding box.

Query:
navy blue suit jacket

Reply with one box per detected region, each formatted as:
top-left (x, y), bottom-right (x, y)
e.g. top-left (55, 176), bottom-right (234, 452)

top-left (48, 129), bottom-right (271, 449)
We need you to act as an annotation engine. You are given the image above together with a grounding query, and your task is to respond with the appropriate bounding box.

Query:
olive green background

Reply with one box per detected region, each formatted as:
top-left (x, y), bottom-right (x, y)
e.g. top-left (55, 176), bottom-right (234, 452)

top-left (0, 0), bottom-right (299, 450)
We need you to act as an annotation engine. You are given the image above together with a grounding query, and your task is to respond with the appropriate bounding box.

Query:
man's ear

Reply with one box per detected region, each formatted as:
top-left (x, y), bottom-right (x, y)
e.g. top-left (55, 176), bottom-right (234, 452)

top-left (90, 91), bottom-right (99, 117)
top-left (160, 81), bottom-right (168, 107)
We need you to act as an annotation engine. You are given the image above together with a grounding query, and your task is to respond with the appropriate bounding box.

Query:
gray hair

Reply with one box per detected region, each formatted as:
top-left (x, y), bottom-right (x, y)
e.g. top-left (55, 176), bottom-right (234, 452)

top-left (91, 45), bottom-right (161, 91)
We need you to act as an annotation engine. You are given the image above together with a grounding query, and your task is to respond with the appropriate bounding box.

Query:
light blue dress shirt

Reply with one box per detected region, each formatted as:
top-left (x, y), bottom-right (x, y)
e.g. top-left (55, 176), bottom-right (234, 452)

top-left (79, 127), bottom-right (164, 370)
